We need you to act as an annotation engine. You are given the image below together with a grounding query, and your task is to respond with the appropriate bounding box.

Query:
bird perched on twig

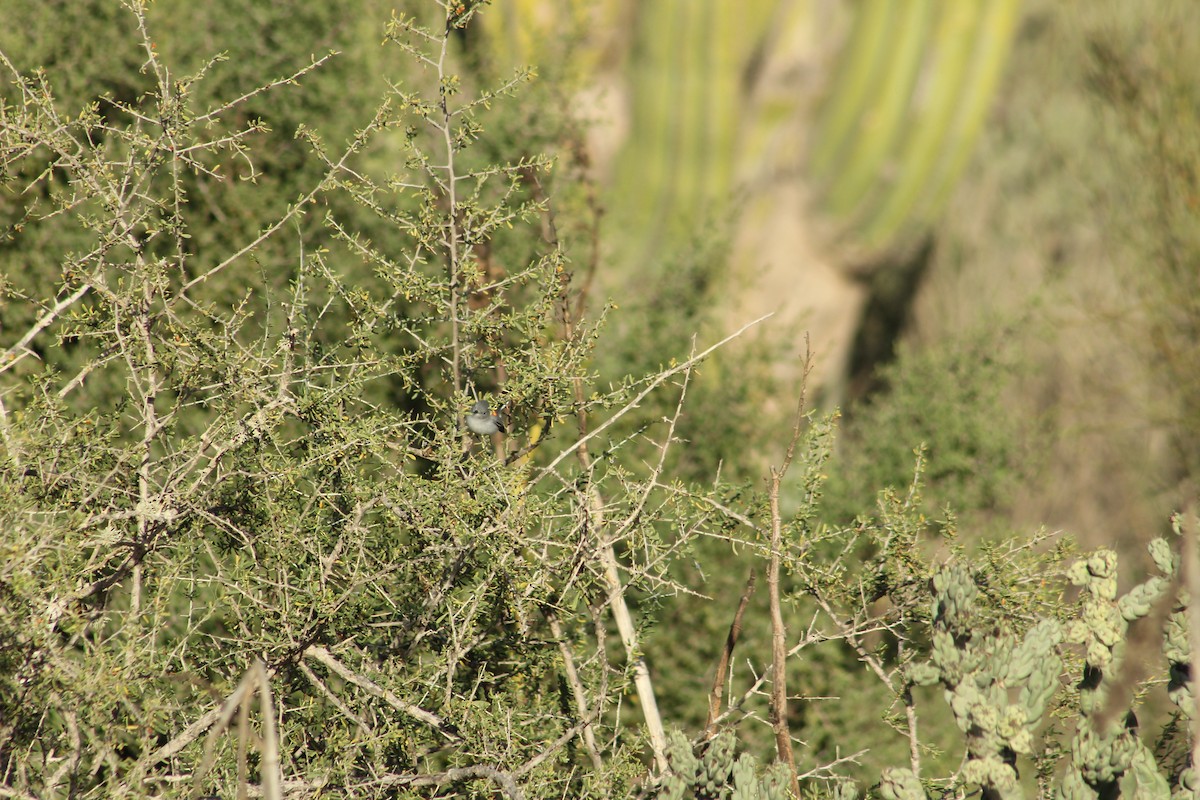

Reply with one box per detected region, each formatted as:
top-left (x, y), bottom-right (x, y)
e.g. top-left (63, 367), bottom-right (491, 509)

top-left (466, 399), bottom-right (506, 435)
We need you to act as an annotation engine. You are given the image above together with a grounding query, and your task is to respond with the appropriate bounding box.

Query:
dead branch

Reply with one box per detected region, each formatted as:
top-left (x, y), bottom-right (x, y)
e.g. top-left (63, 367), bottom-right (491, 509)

top-left (704, 570), bottom-right (757, 738)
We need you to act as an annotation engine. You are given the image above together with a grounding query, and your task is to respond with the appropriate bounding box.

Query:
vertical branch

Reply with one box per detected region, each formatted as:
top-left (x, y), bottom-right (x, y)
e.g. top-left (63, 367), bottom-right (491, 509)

top-left (236, 680), bottom-right (251, 795)
top-left (255, 662), bottom-right (283, 800)
top-left (704, 570), bottom-right (756, 739)
top-left (767, 464), bottom-right (798, 797)
top-left (767, 337), bottom-right (814, 799)
top-left (544, 608), bottom-right (604, 771)
top-left (132, 266), bottom-right (161, 617)
top-left (897, 639), bottom-right (922, 778)
top-left (536, 165), bottom-right (671, 771)
top-left (435, 9), bottom-right (464, 400)
top-left (280, 230), bottom-right (306, 403)
top-left (128, 2), bottom-right (173, 618)
top-left (588, 488), bottom-right (669, 772)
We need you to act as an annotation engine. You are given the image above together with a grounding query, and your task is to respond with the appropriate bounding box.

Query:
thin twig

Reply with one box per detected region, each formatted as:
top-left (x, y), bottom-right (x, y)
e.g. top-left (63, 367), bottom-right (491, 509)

top-left (544, 607), bottom-right (605, 770)
top-left (193, 53), bottom-right (339, 123)
top-left (704, 570), bottom-right (757, 738)
top-left (897, 639), bottom-right (921, 778)
top-left (0, 283), bottom-right (92, 376)
top-left (303, 645), bottom-right (461, 742)
top-left (535, 314), bottom-right (773, 485)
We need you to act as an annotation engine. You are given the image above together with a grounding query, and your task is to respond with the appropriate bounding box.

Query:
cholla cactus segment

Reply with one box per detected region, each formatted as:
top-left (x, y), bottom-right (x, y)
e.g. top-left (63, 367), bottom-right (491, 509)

top-left (930, 630), bottom-right (968, 684)
top-left (947, 681), bottom-right (988, 734)
top-left (1165, 608), bottom-right (1193, 714)
top-left (909, 661), bottom-right (941, 686)
top-left (1148, 536), bottom-right (1179, 576)
top-left (1167, 661), bottom-right (1193, 717)
top-left (660, 774), bottom-right (690, 800)
top-left (1174, 766), bottom-right (1197, 800)
top-left (665, 729), bottom-right (701, 785)
top-left (833, 779), bottom-right (860, 800)
top-left (961, 755), bottom-right (1019, 792)
top-left (1071, 724), bottom-right (1138, 787)
top-left (1119, 576), bottom-right (1169, 622)
top-left (760, 763), bottom-right (792, 800)
top-left (660, 730), bottom-right (800, 800)
top-left (730, 754), bottom-right (761, 800)
top-left (989, 631), bottom-right (1019, 681)
top-left (1005, 618), bottom-right (1064, 725)
top-left (998, 706), bottom-right (1034, 755)
top-left (1083, 603), bottom-right (1124, 648)
top-left (1018, 640), bottom-right (1063, 722)
top-left (1067, 553), bottom-right (1128, 670)
top-left (1164, 612), bottom-right (1190, 664)
top-left (1154, 529), bottom-right (1194, 723)
top-left (932, 563), bottom-right (978, 634)
top-left (1077, 551), bottom-right (1118, 582)
top-left (1129, 743), bottom-right (1172, 800)
top-left (879, 767), bottom-right (926, 800)
top-left (1068, 551), bottom-right (1119, 602)
top-left (700, 731), bottom-right (737, 795)
top-left (1057, 767), bottom-right (1094, 800)
top-left (1007, 619), bottom-right (1063, 683)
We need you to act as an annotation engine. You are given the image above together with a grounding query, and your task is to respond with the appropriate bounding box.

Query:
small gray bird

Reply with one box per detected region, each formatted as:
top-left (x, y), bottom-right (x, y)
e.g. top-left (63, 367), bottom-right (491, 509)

top-left (466, 399), bottom-right (506, 435)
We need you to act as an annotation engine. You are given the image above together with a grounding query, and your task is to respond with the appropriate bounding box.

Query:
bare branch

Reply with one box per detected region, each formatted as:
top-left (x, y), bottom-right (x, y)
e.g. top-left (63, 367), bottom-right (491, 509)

top-left (766, 338), bottom-right (814, 799)
top-left (535, 313), bottom-right (773, 484)
top-left (303, 645), bottom-right (461, 743)
top-left (704, 570), bottom-right (757, 739)
top-left (544, 607), bottom-right (604, 770)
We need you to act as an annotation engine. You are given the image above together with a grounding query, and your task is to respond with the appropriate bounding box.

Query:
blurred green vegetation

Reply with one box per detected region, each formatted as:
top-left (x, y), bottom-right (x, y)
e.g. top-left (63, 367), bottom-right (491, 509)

top-left (823, 322), bottom-right (1041, 535)
top-left (900, 0), bottom-right (1200, 550)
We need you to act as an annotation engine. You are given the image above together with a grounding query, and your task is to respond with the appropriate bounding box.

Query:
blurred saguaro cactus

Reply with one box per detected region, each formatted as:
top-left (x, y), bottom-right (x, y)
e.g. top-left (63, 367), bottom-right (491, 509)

top-left (474, 0), bottom-right (1030, 283)
top-left (606, 0), bottom-right (784, 263)
top-left (467, 1), bottom-right (1029, 402)
top-left (808, 0), bottom-right (1023, 252)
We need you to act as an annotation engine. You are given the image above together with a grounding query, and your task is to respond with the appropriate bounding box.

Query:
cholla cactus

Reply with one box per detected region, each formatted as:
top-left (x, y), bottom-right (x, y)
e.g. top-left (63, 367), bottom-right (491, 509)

top-left (661, 730), bottom-right (703, 800)
top-left (1164, 602), bottom-right (1196, 800)
top-left (1060, 541), bottom-right (1177, 800)
top-left (658, 730), bottom-right (795, 800)
top-left (879, 767), bottom-right (925, 800)
top-left (911, 562), bottom-right (1062, 800)
top-left (884, 523), bottom-right (1198, 800)
top-left (1156, 526), bottom-right (1192, 719)
top-left (1155, 520), bottom-right (1197, 800)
